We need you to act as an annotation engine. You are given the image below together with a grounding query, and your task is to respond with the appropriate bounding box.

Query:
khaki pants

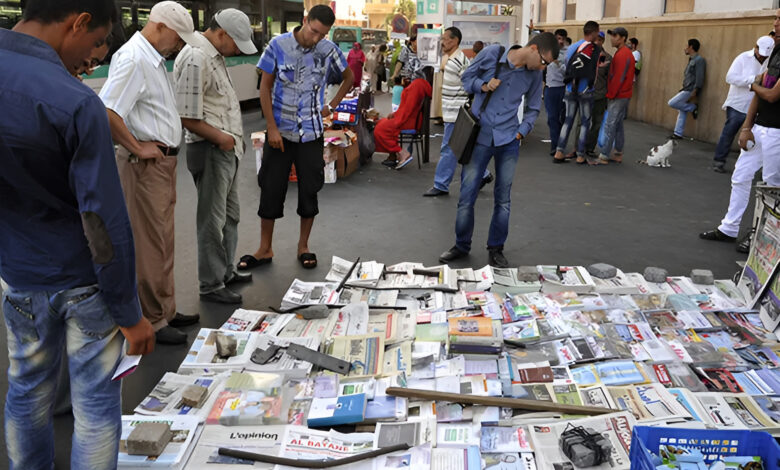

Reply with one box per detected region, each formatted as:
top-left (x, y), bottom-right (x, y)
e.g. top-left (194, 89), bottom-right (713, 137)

top-left (116, 146), bottom-right (177, 330)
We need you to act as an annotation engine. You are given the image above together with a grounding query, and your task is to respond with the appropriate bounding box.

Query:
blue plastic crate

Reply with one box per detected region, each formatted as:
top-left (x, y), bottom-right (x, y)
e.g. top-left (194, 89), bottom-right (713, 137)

top-left (630, 426), bottom-right (780, 470)
top-left (334, 99), bottom-right (358, 113)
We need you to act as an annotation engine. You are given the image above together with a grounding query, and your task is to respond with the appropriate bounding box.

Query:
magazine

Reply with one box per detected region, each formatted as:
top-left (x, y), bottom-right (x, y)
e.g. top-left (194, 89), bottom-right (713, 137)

top-left (528, 412), bottom-right (635, 470)
top-left (206, 372), bottom-right (291, 426)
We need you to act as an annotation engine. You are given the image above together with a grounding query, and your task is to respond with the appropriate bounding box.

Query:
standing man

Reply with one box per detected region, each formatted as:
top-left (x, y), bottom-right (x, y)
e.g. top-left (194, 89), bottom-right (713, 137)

top-left (594, 27), bottom-right (635, 165)
top-left (238, 5), bottom-right (353, 271)
top-left (424, 27), bottom-right (492, 197)
top-left (700, 10), bottom-right (780, 252)
top-left (668, 39), bottom-right (706, 139)
top-left (544, 29), bottom-right (568, 157)
top-left (584, 31), bottom-right (611, 158)
top-left (174, 9), bottom-right (257, 305)
top-left (553, 21), bottom-right (601, 163)
top-left (711, 36), bottom-right (773, 173)
top-left (628, 37), bottom-right (641, 81)
top-left (0, 1), bottom-right (155, 468)
top-left (439, 33), bottom-right (559, 268)
top-left (100, 1), bottom-right (199, 345)
top-left (391, 34), bottom-right (423, 81)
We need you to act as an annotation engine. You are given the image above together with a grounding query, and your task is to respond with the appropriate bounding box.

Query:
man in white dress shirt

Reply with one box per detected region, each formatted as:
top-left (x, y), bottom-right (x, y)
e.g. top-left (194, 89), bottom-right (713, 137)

top-left (100, 1), bottom-right (199, 345)
top-left (711, 36), bottom-right (774, 173)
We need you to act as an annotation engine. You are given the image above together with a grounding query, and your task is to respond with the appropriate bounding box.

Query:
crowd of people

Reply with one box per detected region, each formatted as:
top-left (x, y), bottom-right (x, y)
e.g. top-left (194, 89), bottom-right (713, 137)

top-left (0, 0), bottom-right (779, 467)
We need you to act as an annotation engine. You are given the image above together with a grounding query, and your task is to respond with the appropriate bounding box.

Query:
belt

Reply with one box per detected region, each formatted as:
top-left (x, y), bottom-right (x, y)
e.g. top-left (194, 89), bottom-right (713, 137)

top-left (157, 145), bottom-right (179, 156)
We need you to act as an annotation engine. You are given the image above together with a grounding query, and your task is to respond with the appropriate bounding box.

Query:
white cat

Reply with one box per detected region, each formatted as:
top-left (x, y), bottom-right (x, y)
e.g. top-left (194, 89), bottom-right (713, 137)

top-left (638, 139), bottom-right (677, 168)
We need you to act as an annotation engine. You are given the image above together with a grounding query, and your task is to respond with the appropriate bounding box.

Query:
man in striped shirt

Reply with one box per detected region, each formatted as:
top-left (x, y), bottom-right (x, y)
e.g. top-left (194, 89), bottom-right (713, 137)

top-left (424, 27), bottom-right (492, 197)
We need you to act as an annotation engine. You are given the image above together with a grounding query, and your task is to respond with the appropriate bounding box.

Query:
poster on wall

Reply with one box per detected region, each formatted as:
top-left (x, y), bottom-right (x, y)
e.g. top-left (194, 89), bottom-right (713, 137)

top-left (446, 0), bottom-right (507, 16)
top-left (451, 18), bottom-right (514, 51)
top-left (417, 29), bottom-right (442, 67)
top-left (417, 0), bottom-right (444, 24)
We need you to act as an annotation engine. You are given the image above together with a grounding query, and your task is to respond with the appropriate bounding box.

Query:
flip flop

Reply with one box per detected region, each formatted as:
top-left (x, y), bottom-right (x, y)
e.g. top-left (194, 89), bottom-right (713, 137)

top-left (237, 254), bottom-right (272, 270)
top-left (298, 253), bottom-right (317, 269)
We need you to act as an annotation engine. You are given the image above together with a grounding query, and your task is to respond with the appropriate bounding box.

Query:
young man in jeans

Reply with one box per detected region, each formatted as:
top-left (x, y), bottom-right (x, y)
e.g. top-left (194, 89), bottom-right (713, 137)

top-left (594, 27), bottom-right (635, 165)
top-left (0, 1), bottom-right (155, 468)
top-left (439, 33), bottom-right (559, 268)
top-left (668, 38), bottom-right (706, 139)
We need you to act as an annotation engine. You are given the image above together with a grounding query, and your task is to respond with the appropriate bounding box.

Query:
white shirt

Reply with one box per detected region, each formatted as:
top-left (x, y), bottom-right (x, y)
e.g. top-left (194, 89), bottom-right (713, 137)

top-left (100, 32), bottom-right (182, 147)
top-left (723, 49), bottom-right (768, 114)
top-left (173, 32), bottom-right (244, 158)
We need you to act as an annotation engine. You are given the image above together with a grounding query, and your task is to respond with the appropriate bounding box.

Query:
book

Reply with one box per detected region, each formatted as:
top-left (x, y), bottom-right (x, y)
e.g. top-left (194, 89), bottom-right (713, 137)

top-left (306, 393), bottom-right (367, 427)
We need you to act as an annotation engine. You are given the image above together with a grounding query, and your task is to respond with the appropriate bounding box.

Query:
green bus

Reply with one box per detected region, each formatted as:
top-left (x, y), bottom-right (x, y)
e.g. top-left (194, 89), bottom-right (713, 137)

top-left (330, 26), bottom-right (388, 53)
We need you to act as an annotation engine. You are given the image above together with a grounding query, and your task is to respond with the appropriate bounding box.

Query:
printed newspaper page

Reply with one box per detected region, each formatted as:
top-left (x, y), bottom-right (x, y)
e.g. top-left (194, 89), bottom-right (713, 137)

top-left (275, 426), bottom-right (376, 470)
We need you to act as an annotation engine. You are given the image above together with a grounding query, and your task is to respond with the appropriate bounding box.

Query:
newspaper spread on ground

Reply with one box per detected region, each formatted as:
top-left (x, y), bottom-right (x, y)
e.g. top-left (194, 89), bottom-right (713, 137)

top-left (528, 412), bottom-right (635, 470)
top-left (184, 425), bottom-right (286, 469)
top-left (325, 255), bottom-right (385, 288)
top-left (178, 329), bottom-right (256, 371)
top-left (539, 266), bottom-right (596, 294)
top-left (246, 334), bottom-right (321, 377)
top-left (134, 371), bottom-right (229, 421)
top-left (326, 333), bottom-right (385, 377)
top-left (118, 415), bottom-right (201, 468)
top-left (281, 279), bottom-right (340, 309)
top-left (274, 426), bottom-right (376, 470)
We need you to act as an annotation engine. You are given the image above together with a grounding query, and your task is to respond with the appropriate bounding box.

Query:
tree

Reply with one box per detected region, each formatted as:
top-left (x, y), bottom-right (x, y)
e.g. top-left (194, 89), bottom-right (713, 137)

top-left (384, 0), bottom-right (416, 31)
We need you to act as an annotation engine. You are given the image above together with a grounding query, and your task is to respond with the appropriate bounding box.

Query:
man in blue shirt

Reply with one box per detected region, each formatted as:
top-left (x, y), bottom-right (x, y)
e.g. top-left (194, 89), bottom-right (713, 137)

top-left (553, 21), bottom-right (601, 164)
top-left (238, 5), bottom-right (353, 271)
top-left (668, 38), bottom-right (706, 139)
top-left (439, 33), bottom-right (559, 268)
top-left (0, 1), bottom-right (155, 468)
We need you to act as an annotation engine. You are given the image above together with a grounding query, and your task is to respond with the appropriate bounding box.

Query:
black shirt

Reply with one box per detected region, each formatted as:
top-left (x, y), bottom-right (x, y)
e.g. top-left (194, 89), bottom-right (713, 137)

top-left (756, 42), bottom-right (780, 129)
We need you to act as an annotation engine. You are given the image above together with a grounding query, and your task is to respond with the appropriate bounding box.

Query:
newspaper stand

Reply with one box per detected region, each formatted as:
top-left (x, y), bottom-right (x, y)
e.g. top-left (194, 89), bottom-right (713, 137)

top-left (629, 426), bottom-right (780, 470)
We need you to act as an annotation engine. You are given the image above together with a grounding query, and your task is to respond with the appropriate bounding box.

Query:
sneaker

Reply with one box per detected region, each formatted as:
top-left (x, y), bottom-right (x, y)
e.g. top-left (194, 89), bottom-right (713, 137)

top-left (381, 158), bottom-right (397, 167)
top-left (699, 228), bottom-right (736, 242)
top-left (711, 164), bottom-right (727, 174)
top-left (488, 248), bottom-right (509, 268)
top-left (439, 246), bottom-right (468, 263)
top-left (692, 107), bottom-right (698, 120)
top-left (423, 187), bottom-right (448, 197)
top-left (669, 134), bottom-right (683, 140)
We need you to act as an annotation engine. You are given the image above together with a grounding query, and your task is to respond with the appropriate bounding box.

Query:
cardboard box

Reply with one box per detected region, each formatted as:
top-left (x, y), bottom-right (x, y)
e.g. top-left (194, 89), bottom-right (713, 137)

top-left (335, 141), bottom-right (360, 178)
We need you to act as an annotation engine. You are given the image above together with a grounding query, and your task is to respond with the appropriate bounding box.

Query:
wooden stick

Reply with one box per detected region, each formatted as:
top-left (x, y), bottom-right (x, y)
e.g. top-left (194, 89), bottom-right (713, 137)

top-left (386, 387), bottom-right (615, 416)
top-left (218, 444), bottom-right (410, 468)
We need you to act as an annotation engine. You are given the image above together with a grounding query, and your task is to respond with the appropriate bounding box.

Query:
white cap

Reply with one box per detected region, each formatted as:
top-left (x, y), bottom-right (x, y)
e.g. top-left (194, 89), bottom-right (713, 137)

top-left (757, 35), bottom-right (775, 57)
top-left (215, 9), bottom-right (258, 55)
top-left (149, 1), bottom-right (196, 46)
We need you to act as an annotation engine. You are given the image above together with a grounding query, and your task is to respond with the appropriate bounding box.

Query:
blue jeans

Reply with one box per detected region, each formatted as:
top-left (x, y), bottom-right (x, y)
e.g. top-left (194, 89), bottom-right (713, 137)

top-left (3, 284), bottom-right (123, 470)
top-left (455, 138), bottom-right (521, 252)
top-left (544, 86), bottom-right (565, 153)
top-left (713, 106), bottom-right (747, 165)
top-left (433, 122), bottom-right (490, 192)
top-left (668, 90), bottom-right (696, 137)
top-left (557, 91), bottom-right (593, 155)
top-left (599, 98), bottom-right (630, 157)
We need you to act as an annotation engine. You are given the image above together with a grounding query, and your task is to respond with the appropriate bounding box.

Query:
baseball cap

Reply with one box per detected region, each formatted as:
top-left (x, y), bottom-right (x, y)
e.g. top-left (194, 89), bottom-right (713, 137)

top-left (149, 1), bottom-right (196, 46)
top-left (215, 9), bottom-right (258, 55)
top-left (598, 31), bottom-right (605, 39)
top-left (757, 35), bottom-right (774, 57)
top-left (607, 27), bottom-right (628, 38)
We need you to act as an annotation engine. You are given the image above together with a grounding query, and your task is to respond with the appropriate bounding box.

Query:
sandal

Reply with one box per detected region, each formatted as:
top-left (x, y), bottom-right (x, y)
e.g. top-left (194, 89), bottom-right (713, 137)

top-left (609, 153), bottom-right (623, 164)
top-left (298, 252), bottom-right (317, 269)
top-left (237, 254), bottom-right (272, 270)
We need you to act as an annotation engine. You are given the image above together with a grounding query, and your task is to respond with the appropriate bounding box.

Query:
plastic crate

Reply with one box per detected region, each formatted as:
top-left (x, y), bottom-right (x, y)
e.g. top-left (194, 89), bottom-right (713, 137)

top-left (630, 426), bottom-right (780, 470)
top-left (334, 99), bottom-right (358, 113)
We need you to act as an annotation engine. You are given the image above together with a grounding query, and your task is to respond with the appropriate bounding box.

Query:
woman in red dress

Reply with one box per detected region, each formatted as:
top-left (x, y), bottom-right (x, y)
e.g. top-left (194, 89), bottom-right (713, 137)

top-left (347, 42), bottom-right (366, 90)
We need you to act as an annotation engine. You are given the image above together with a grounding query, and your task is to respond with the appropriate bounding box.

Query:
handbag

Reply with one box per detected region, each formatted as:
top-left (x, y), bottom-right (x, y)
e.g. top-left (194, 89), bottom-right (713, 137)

top-left (449, 46), bottom-right (505, 165)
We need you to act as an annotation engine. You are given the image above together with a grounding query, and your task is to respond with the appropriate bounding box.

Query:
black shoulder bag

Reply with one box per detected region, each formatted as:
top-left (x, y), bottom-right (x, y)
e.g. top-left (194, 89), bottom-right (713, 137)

top-left (449, 46), bottom-right (505, 165)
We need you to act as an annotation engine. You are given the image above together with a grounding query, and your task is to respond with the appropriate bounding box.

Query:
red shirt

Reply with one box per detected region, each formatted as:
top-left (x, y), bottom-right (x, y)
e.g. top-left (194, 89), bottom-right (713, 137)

top-left (607, 45), bottom-right (635, 99)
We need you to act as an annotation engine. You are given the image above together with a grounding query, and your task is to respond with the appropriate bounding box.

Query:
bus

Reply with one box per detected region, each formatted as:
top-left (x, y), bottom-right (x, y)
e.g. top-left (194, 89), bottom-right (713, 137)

top-left (330, 26), bottom-right (388, 53)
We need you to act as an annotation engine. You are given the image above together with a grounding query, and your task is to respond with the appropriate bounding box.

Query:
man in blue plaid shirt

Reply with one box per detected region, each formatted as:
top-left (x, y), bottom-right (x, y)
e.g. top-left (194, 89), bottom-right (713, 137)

top-left (238, 5), bottom-right (353, 271)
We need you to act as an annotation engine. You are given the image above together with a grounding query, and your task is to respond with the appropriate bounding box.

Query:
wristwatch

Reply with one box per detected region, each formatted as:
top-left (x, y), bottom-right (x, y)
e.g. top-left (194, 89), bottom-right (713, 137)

top-left (324, 103), bottom-right (332, 114)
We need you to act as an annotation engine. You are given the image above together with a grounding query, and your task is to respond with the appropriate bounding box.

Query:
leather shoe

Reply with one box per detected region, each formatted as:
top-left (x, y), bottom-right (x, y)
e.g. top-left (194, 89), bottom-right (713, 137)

top-left (699, 228), bottom-right (736, 242)
top-left (156, 326), bottom-right (187, 345)
top-left (736, 231), bottom-right (753, 254)
top-left (423, 187), bottom-right (448, 197)
top-left (439, 246), bottom-right (468, 263)
top-left (479, 172), bottom-right (494, 189)
top-left (200, 287), bottom-right (242, 304)
top-left (711, 164), bottom-right (727, 174)
top-left (169, 312), bottom-right (200, 328)
top-left (488, 248), bottom-right (509, 268)
top-left (226, 271), bottom-right (253, 285)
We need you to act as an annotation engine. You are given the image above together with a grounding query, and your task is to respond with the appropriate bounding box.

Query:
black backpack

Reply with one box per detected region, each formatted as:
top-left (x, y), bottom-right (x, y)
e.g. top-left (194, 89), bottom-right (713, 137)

top-left (564, 41), bottom-right (602, 91)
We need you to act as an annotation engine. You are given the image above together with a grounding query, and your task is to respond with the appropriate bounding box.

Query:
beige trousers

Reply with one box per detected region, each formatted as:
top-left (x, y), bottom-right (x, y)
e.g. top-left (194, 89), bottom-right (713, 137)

top-left (115, 146), bottom-right (177, 331)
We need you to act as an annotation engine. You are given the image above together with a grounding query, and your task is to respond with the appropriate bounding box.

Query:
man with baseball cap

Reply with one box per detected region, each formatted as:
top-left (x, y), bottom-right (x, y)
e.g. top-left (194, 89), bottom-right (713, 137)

top-left (700, 9), bottom-right (780, 252)
top-left (100, 0), bottom-right (199, 345)
top-left (709, 35), bottom-right (774, 173)
top-left (174, 9), bottom-right (257, 305)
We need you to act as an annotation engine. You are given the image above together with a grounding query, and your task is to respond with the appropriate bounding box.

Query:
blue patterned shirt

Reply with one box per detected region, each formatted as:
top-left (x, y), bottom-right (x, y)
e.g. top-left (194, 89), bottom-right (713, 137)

top-left (258, 29), bottom-right (347, 143)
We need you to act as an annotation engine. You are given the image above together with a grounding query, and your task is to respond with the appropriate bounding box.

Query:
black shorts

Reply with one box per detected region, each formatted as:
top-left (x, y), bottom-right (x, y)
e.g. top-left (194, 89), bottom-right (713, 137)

top-left (257, 136), bottom-right (325, 219)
